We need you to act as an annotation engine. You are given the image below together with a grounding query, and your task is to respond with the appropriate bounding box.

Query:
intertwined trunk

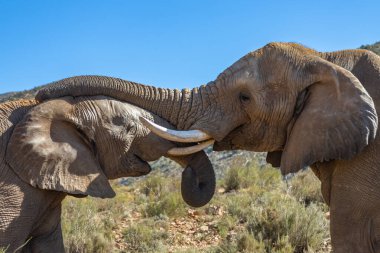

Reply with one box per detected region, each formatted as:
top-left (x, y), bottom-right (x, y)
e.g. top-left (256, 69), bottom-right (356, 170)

top-left (35, 76), bottom-right (218, 208)
top-left (36, 76), bottom-right (210, 130)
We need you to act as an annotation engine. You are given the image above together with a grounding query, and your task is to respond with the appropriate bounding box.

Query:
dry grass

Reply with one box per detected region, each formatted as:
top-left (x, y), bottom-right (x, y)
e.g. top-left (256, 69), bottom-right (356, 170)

top-left (61, 158), bottom-right (330, 253)
top-left (137, 174), bottom-right (187, 218)
top-left (61, 182), bottom-right (134, 253)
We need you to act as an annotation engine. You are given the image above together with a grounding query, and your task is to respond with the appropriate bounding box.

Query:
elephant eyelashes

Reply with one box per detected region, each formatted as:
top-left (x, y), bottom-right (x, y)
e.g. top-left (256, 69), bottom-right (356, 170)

top-left (239, 93), bottom-right (251, 104)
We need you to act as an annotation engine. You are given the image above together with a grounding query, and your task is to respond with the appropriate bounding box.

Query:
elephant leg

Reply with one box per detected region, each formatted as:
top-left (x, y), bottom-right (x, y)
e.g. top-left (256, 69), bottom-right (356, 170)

top-left (24, 194), bottom-right (65, 253)
top-left (328, 162), bottom-right (380, 253)
top-left (0, 187), bottom-right (65, 253)
top-left (0, 170), bottom-right (38, 252)
top-left (23, 221), bottom-right (64, 253)
top-left (310, 162), bottom-right (335, 206)
top-left (329, 192), bottom-right (380, 253)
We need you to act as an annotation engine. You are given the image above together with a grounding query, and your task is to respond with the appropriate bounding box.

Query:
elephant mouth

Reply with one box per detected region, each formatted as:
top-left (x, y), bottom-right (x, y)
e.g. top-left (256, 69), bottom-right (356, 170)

top-left (213, 124), bottom-right (246, 151)
top-left (139, 117), bottom-right (215, 156)
top-left (139, 117), bottom-right (250, 155)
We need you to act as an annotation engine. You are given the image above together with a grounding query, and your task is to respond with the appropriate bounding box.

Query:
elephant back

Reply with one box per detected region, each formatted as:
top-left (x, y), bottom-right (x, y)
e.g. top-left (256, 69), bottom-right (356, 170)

top-left (322, 50), bottom-right (380, 110)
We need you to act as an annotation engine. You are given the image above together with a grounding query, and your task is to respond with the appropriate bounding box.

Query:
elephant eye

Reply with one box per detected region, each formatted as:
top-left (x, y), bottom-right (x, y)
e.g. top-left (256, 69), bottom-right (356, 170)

top-left (112, 116), bottom-right (125, 126)
top-left (239, 93), bottom-right (251, 104)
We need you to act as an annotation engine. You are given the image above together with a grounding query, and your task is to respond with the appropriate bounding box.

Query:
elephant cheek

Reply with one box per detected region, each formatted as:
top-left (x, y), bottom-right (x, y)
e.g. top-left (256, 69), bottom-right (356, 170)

top-left (105, 155), bottom-right (152, 179)
top-left (181, 151), bottom-right (216, 208)
top-left (213, 140), bottom-right (233, 151)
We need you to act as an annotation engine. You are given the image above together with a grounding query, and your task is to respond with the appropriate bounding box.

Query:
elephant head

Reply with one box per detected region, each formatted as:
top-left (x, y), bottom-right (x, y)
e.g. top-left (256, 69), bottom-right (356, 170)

top-left (35, 42), bottom-right (377, 176)
top-left (6, 96), bottom-right (215, 206)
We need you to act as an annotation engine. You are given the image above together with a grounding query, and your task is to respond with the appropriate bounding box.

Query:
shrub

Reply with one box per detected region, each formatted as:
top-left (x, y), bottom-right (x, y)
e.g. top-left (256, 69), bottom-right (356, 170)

top-left (139, 173), bottom-right (187, 218)
top-left (144, 190), bottom-right (186, 217)
top-left (61, 197), bottom-right (117, 253)
top-left (140, 175), bottom-right (166, 197)
top-left (223, 163), bottom-right (283, 193)
top-left (288, 169), bottom-right (325, 205)
top-left (211, 232), bottom-right (266, 253)
top-left (224, 166), bottom-right (241, 191)
top-left (220, 165), bottom-right (329, 253)
top-left (236, 232), bottom-right (266, 253)
top-left (216, 215), bottom-right (238, 238)
top-left (245, 193), bottom-right (329, 253)
top-left (122, 221), bottom-right (168, 252)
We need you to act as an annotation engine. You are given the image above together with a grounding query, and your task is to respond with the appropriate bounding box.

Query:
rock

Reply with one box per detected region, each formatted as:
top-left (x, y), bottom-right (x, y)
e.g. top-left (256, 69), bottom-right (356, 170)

top-left (200, 225), bottom-right (209, 232)
top-left (217, 188), bottom-right (226, 194)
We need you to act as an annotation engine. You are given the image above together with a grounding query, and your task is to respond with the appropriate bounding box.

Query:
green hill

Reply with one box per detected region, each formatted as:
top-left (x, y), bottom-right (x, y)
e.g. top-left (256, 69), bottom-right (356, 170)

top-left (0, 86), bottom-right (43, 103)
top-left (360, 41), bottom-right (380, 55)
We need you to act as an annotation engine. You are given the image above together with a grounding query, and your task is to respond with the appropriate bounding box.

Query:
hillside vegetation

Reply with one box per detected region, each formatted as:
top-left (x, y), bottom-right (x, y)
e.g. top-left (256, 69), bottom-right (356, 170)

top-left (360, 41), bottom-right (380, 55)
top-left (62, 157), bottom-right (330, 253)
top-left (0, 86), bottom-right (43, 103)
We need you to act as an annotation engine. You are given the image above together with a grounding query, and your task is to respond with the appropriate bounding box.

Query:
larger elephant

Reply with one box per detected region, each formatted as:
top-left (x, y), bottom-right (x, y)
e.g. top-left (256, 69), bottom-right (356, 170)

top-left (0, 96), bottom-right (215, 252)
top-left (37, 42), bottom-right (380, 252)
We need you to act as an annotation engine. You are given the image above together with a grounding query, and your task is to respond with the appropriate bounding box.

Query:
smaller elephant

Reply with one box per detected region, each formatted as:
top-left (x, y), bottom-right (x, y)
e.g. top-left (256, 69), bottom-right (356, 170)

top-left (0, 96), bottom-right (215, 252)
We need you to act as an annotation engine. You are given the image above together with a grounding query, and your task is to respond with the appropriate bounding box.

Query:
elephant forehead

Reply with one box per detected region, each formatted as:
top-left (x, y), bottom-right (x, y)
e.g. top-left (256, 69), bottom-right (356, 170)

top-left (94, 99), bottom-right (145, 119)
top-left (92, 97), bottom-right (174, 130)
top-left (236, 70), bottom-right (256, 84)
top-left (30, 97), bottom-right (73, 118)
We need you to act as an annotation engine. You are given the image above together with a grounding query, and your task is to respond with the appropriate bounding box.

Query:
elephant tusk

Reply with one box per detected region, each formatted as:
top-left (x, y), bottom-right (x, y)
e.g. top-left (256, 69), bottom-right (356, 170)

top-left (167, 140), bottom-right (215, 156)
top-left (139, 117), bottom-right (212, 143)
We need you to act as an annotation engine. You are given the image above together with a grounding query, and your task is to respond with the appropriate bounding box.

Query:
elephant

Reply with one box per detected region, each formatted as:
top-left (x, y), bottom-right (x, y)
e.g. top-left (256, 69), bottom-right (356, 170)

top-left (0, 96), bottom-right (215, 252)
top-left (36, 42), bottom-right (380, 252)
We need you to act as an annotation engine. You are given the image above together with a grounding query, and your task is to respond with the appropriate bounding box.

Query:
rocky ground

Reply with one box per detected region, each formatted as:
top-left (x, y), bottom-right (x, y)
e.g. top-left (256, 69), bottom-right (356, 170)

top-left (112, 207), bottom-right (225, 252)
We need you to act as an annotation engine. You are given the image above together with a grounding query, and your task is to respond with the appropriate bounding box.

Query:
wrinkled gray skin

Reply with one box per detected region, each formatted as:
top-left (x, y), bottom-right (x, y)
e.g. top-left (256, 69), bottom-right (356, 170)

top-left (37, 42), bottom-right (380, 252)
top-left (0, 96), bottom-right (215, 252)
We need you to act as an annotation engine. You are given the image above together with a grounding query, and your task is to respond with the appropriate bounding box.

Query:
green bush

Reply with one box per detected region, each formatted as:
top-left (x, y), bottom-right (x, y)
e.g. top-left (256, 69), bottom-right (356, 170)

top-left (224, 166), bottom-right (241, 191)
top-left (216, 215), bottom-right (238, 238)
top-left (360, 41), bottom-right (380, 55)
top-left (144, 191), bottom-right (186, 217)
top-left (211, 232), bottom-right (267, 253)
top-left (236, 232), bottom-right (267, 253)
top-left (245, 193), bottom-right (328, 253)
top-left (61, 197), bottom-right (117, 253)
top-left (220, 165), bottom-right (329, 253)
top-left (139, 174), bottom-right (187, 218)
top-left (122, 221), bottom-right (168, 252)
top-left (140, 175), bottom-right (166, 197)
top-left (288, 169), bottom-right (325, 205)
top-left (224, 164), bottom-right (283, 193)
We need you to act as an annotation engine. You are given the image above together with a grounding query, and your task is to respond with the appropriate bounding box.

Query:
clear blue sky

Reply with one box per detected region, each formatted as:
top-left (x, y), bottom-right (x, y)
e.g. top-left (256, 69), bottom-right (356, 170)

top-left (0, 0), bottom-right (379, 93)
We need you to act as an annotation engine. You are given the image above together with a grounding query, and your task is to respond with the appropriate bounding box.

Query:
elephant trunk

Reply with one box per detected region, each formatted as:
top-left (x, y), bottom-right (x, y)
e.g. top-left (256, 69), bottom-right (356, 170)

top-left (36, 75), bottom-right (217, 207)
top-left (178, 151), bottom-right (215, 207)
top-left (36, 76), bottom-right (221, 155)
top-left (36, 75), bottom-right (197, 129)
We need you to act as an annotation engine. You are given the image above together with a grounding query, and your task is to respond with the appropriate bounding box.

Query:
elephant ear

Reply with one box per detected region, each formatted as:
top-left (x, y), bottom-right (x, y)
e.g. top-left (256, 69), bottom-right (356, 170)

top-left (6, 97), bottom-right (115, 198)
top-left (280, 58), bottom-right (378, 174)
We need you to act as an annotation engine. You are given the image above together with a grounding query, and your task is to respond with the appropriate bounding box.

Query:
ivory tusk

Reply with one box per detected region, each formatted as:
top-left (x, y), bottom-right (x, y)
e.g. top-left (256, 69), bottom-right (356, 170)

top-left (167, 140), bottom-right (215, 156)
top-left (139, 117), bottom-right (212, 143)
